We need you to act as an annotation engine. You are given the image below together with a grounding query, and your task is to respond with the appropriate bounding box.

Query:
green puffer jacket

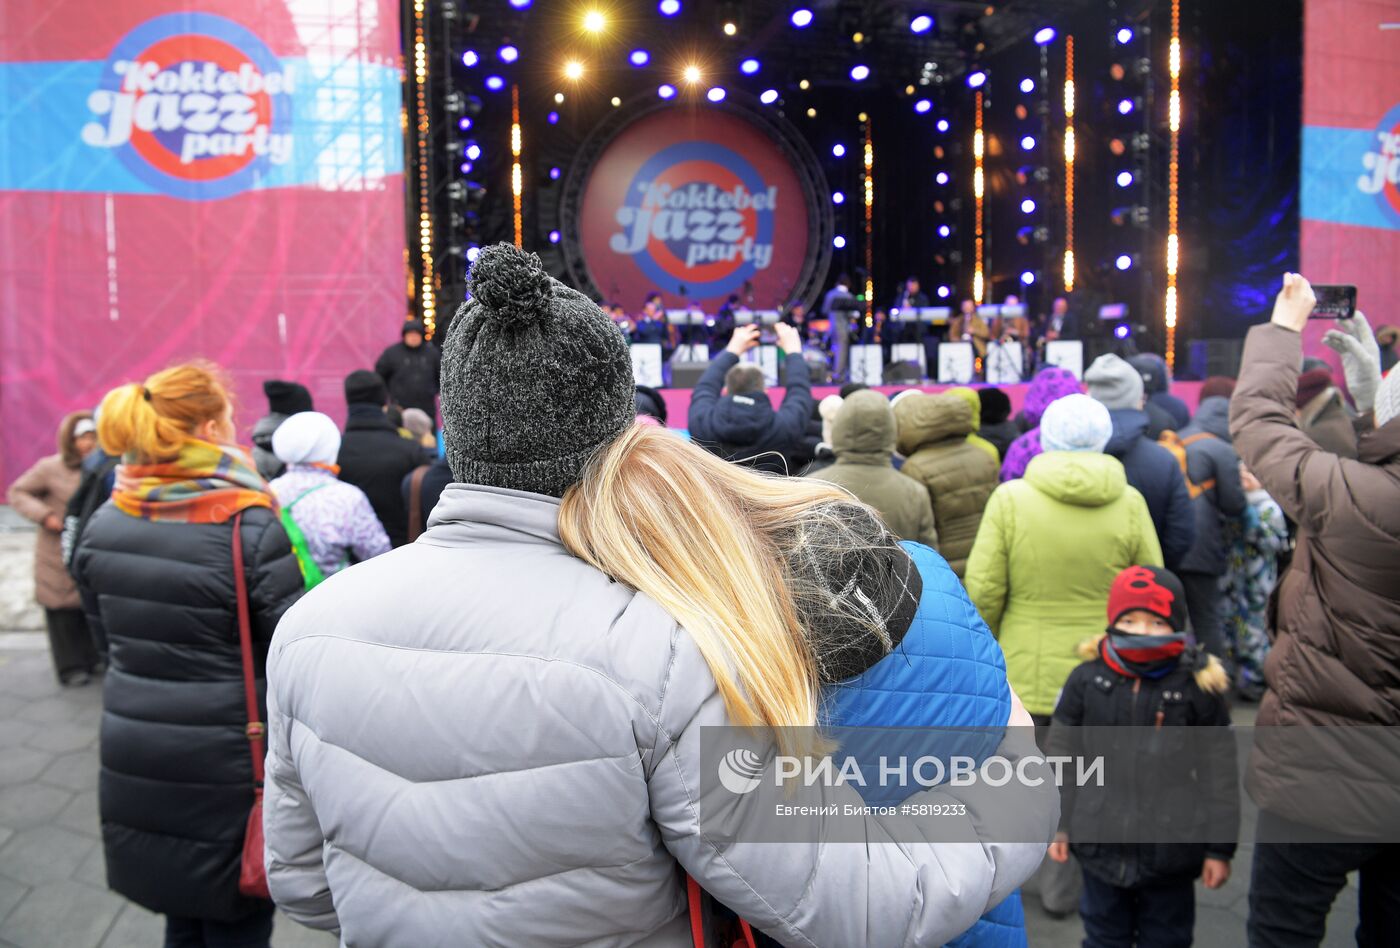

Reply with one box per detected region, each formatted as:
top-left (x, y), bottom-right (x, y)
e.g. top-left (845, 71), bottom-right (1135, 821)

top-left (965, 451), bottom-right (1164, 716)
top-left (895, 393), bottom-right (1000, 576)
top-left (808, 391), bottom-right (938, 548)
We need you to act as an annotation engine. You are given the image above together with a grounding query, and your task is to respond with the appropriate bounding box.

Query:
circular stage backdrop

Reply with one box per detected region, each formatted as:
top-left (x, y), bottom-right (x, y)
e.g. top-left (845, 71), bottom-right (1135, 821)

top-left (560, 100), bottom-right (832, 311)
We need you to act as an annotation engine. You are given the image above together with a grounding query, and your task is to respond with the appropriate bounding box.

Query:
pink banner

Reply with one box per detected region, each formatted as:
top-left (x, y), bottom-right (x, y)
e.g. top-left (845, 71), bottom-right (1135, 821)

top-left (0, 0), bottom-right (405, 485)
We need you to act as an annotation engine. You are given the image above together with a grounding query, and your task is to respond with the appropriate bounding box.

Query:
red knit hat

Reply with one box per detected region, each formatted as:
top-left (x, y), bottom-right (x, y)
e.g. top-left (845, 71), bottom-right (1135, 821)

top-left (1107, 566), bottom-right (1189, 633)
top-left (1199, 376), bottom-right (1236, 401)
top-left (1295, 368), bottom-right (1333, 410)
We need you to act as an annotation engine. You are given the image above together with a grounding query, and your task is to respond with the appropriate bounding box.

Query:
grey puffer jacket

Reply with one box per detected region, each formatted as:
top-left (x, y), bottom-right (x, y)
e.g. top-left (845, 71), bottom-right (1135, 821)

top-left (265, 484), bottom-right (1054, 947)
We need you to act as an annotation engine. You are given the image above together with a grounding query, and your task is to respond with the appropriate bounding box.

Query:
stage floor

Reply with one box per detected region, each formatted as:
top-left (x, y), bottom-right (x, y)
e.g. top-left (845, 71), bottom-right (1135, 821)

top-left (656, 381), bottom-right (1206, 429)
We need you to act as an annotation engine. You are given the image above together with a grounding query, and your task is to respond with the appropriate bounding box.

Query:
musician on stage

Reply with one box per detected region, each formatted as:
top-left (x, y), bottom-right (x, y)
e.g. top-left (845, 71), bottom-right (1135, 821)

top-left (630, 291), bottom-right (675, 360)
top-left (821, 273), bottom-right (859, 383)
top-left (949, 299), bottom-right (992, 359)
top-left (1033, 296), bottom-right (1077, 371)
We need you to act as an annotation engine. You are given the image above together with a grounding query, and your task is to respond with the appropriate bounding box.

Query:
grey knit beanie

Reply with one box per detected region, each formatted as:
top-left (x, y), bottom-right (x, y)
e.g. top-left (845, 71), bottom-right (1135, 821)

top-left (440, 243), bottom-right (634, 497)
top-left (1085, 353), bottom-right (1146, 410)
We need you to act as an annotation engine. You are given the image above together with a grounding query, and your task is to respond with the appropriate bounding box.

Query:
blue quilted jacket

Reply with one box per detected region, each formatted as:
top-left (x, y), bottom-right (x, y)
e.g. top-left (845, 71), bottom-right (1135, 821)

top-left (823, 542), bottom-right (1028, 948)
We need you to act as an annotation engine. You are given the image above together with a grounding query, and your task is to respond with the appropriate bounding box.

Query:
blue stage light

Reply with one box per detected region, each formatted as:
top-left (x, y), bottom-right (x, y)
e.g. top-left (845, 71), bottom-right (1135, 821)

top-left (462, 51), bottom-right (479, 67)
top-left (832, 191), bottom-right (845, 204)
top-left (936, 172), bottom-right (949, 185)
top-left (549, 230), bottom-right (561, 243)
top-left (1116, 254), bottom-right (1133, 270)
top-left (465, 143), bottom-right (482, 161)
top-left (936, 118), bottom-right (950, 132)
top-left (1116, 171), bottom-right (1134, 187)
top-left (966, 70), bottom-right (987, 89)
top-left (832, 143), bottom-right (846, 157)
top-left (1021, 135), bottom-right (1036, 150)
top-left (938, 224), bottom-right (952, 237)
top-left (499, 45), bottom-right (519, 63)
top-left (460, 162), bottom-right (472, 174)
top-left (659, 0), bottom-right (681, 16)
top-left (547, 111), bottom-right (559, 124)
top-left (549, 167), bottom-right (561, 180)
top-left (1115, 324), bottom-right (1131, 339)
top-left (741, 58), bottom-right (760, 75)
top-left (630, 49), bottom-right (650, 67)
top-left (1034, 27), bottom-right (1057, 45)
top-left (509, 0), bottom-right (533, 8)
top-left (760, 88), bottom-right (779, 104)
top-left (485, 75), bottom-right (505, 92)
top-left (1119, 98), bottom-right (1135, 114)
top-left (791, 9), bottom-right (814, 28)
top-left (833, 235), bottom-right (846, 249)
top-left (707, 86), bottom-right (726, 102)
top-left (1021, 271), bottom-right (1036, 285)
top-left (458, 117), bottom-right (472, 131)
top-left (914, 99), bottom-right (932, 114)
top-left (466, 246), bottom-right (481, 263)
top-left (910, 15), bottom-right (933, 34)
top-left (937, 285), bottom-right (951, 299)
top-left (1020, 77), bottom-right (1035, 93)
top-left (658, 84), bottom-right (676, 99)
top-left (1021, 198), bottom-right (1037, 213)
top-left (1117, 27), bottom-right (1134, 44)
top-left (850, 64), bottom-right (870, 81)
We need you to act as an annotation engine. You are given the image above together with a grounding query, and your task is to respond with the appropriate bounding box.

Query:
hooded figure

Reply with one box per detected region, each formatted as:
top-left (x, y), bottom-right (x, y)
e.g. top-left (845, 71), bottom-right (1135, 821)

top-left (895, 393), bottom-right (1000, 576)
top-left (1000, 368), bottom-right (1084, 481)
top-left (251, 380), bottom-right (313, 481)
top-left (374, 318), bottom-right (442, 418)
top-left (806, 391), bottom-right (937, 548)
top-left (946, 386), bottom-right (1003, 463)
top-left (1085, 354), bottom-right (1197, 569)
top-left (1128, 353), bottom-right (1191, 438)
top-left (966, 394), bottom-right (1164, 717)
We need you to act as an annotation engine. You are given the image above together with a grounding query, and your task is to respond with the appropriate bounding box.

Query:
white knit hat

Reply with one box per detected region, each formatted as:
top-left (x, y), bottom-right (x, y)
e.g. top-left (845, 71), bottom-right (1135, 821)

top-left (1040, 393), bottom-right (1113, 454)
top-left (272, 411), bottom-right (342, 467)
top-left (1377, 369), bottom-right (1400, 429)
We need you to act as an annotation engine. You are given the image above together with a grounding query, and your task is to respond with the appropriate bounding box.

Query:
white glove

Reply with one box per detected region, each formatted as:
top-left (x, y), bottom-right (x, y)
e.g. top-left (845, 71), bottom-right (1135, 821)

top-left (1323, 311), bottom-right (1382, 413)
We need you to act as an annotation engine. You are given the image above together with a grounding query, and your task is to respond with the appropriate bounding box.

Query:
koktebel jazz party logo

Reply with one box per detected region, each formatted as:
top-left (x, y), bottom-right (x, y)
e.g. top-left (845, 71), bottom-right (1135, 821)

top-left (609, 142), bottom-right (777, 297)
top-left (1358, 103), bottom-right (1400, 227)
top-left (81, 13), bottom-right (293, 200)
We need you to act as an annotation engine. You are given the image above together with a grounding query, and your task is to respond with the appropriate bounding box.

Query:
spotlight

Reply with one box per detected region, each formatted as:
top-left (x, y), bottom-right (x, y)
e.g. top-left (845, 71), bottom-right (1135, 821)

top-left (564, 61), bottom-right (584, 80)
top-left (1115, 324), bottom-right (1131, 340)
top-left (936, 118), bottom-right (950, 132)
top-left (549, 230), bottom-right (561, 243)
top-left (583, 10), bottom-right (606, 32)
top-left (966, 70), bottom-right (987, 89)
top-left (1020, 77), bottom-right (1035, 93)
top-left (1021, 271), bottom-right (1036, 285)
top-left (1116, 254), bottom-right (1133, 270)
top-left (938, 224), bottom-right (952, 237)
top-left (611, 96), bottom-right (622, 107)
top-left (833, 235), bottom-right (846, 249)
top-left (807, 107), bottom-right (816, 117)
top-left (547, 110), bottom-right (559, 123)
top-left (1118, 98), bottom-right (1135, 114)
top-left (760, 88), bottom-right (779, 104)
top-left (465, 143), bottom-right (482, 161)
top-left (1116, 170), bottom-right (1134, 187)
top-left (936, 172), bottom-right (949, 185)
top-left (499, 45), bottom-right (519, 63)
top-left (509, 0), bottom-right (532, 8)
top-left (791, 9), bottom-right (813, 28)
top-left (937, 285), bottom-right (951, 299)
top-left (659, 0), bottom-right (680, 15)
top-left (1034, 27), bottom-right (1057, 45)
top-left (707, 86), bottom-right (726, 102)
top-left (799, 78), bottom-right (810, 90)
top-left (658, 83), bottom-right (676, 99)
top-left (683, 64), bottom-right (701, 84)
top-left (832, 191), bottom-right (845, 204)
top-left (1020, 135), bottom-right (1036, 150)
top-left (832, 143), bottom-right (846, 157)
top-left (910, 14), bottom-right (933, 34)
top-left (460, 162), bottom-right (472, 174)
top-left (850, 64), bottom-right (870, 81)
top-left (485, 75), bottom-right (505, 91)
top-left (915, 99), bottom-right (932, 114)
top-left (549, 167), bottom-right (561, 180)
top-left (1117, 27), bottom-right (1134, 44)
top-left (1021, 198), bottom-right (1037, 213)
top-left (458, 117), bottom-right (473, 131)
top-left (740, 58), bottom-right (760, 75)
top-left (723, 22), bottom-right (737, 36)
top-left (555, 92), bottom-right (565, 103)
top-left (462, 50), bottom-right (479, 67)
top-left (629, 49), bottom-right (650, 67)
top-left (466, 246), bottom-right (481, 263)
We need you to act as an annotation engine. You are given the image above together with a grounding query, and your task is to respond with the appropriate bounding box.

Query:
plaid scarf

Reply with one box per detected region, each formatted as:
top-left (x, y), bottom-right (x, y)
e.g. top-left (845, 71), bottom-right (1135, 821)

top-left (1099, 630), bottom-right (1189, 680)
top-left (113, 440), bottom-right (274, 524)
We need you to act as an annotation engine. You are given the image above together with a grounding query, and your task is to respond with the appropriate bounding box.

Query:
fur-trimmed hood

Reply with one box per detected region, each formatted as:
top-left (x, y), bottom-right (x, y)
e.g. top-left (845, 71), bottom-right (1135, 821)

top-left (1077, 633), bottom-right (1230, 694)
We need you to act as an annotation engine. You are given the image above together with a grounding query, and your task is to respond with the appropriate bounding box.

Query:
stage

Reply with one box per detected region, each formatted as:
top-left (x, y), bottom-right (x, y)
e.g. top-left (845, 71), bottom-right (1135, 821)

top-left (656, 381), bottom-right (1207, 429)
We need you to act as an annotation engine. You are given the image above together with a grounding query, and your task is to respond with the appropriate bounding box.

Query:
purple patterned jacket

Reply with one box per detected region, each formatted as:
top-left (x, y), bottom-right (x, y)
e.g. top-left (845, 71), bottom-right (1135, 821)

top-left (269, 466), bottom-right (392, 576)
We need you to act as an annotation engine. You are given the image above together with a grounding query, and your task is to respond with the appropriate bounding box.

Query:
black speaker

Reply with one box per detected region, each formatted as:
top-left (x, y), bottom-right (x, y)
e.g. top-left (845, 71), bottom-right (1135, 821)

top-left (883, 361), bottom-right (923, 384)
top-left (668, 361), bottom-right (710, 389)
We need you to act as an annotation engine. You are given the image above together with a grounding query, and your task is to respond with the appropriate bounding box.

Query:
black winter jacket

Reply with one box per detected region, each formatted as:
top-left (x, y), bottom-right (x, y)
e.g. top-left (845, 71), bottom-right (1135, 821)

top-left (1175, 397), bottom-right (1247, 574)
top-left (374, 339), bottom-right (441, 417)
top-left (687, 351), bottom-right (814, 474)
top-left (1104, 409), bottom-right (1196, 570)
top-left (72, 504), bottom-right (303, 921)
top-left (1048, 647), bottom-right (1238, 889)
top-left (338, 405), bottom-right (427, 547)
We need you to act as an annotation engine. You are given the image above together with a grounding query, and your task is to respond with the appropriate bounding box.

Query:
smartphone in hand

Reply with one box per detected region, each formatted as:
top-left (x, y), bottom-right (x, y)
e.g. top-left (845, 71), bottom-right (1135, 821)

top-left (1309, 285), bottom-right (1357, 319)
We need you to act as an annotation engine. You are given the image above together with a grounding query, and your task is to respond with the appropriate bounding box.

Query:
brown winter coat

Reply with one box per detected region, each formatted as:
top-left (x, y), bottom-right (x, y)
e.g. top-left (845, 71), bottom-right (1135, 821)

top-left (1297, 386), bottom-right (1358, 459)
top-left (7, 414), bottom-right (91, 610)
top-left (1230, 324), bottom-right (1400, 837)
top-left (808, 392), bottom-right (939, 548)
top-left (895, 393), bottom-right (999, 576)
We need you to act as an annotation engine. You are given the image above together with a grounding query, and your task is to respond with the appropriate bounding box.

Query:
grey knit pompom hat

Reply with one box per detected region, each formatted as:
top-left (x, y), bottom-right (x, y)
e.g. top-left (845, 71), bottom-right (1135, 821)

top-left (441, 243), bottom-right (635, 497)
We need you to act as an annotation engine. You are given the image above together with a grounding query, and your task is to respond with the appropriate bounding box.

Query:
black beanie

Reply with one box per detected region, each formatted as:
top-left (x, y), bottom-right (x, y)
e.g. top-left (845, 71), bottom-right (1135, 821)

top-left (263, 380), bottom-right (313, 416)
top-left (978, 387), bottom-right (1012, 426)
top-left (634, 385), bottom-right (668, 425)
top-left (402, 319), bottom-right (426, 338)
top-left (344, 369), bottom-right (388, 407)
top-left (440, 243), bottom-right (634, 497)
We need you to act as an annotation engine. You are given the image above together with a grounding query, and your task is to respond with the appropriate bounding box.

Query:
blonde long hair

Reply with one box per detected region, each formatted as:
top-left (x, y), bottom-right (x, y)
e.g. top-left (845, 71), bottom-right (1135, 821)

top-left (560, 424), bottom-right (882, 756)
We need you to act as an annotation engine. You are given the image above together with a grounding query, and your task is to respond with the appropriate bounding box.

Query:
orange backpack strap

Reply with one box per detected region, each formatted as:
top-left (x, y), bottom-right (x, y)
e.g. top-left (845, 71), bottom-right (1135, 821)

top-left (1181, 432), bottom-right (1218, 447)
top-left (688, 875), bottom-right (757, 948)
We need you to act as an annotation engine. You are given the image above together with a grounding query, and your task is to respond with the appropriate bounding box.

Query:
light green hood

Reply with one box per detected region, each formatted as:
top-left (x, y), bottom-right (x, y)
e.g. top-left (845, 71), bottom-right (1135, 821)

top-left (1023, 451), bottom-right (1127, 507)
top-left (946, 387), bottom-right (984, 432)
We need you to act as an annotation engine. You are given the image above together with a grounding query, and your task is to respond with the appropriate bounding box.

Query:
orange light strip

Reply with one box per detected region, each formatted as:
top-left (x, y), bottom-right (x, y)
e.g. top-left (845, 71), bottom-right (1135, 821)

top-left (864, 119), bottom-right (874, 323)
top-left (1166, 0), bottom-right (1181, 370)
top-left (973, 91), bottom-right (984, 304)
top-left (413, 0), bottom-right (435, 336)
top-left (1063, 36), bottom-right (1075, 293)
top-left (511, 85), bottom-right (523, 248)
